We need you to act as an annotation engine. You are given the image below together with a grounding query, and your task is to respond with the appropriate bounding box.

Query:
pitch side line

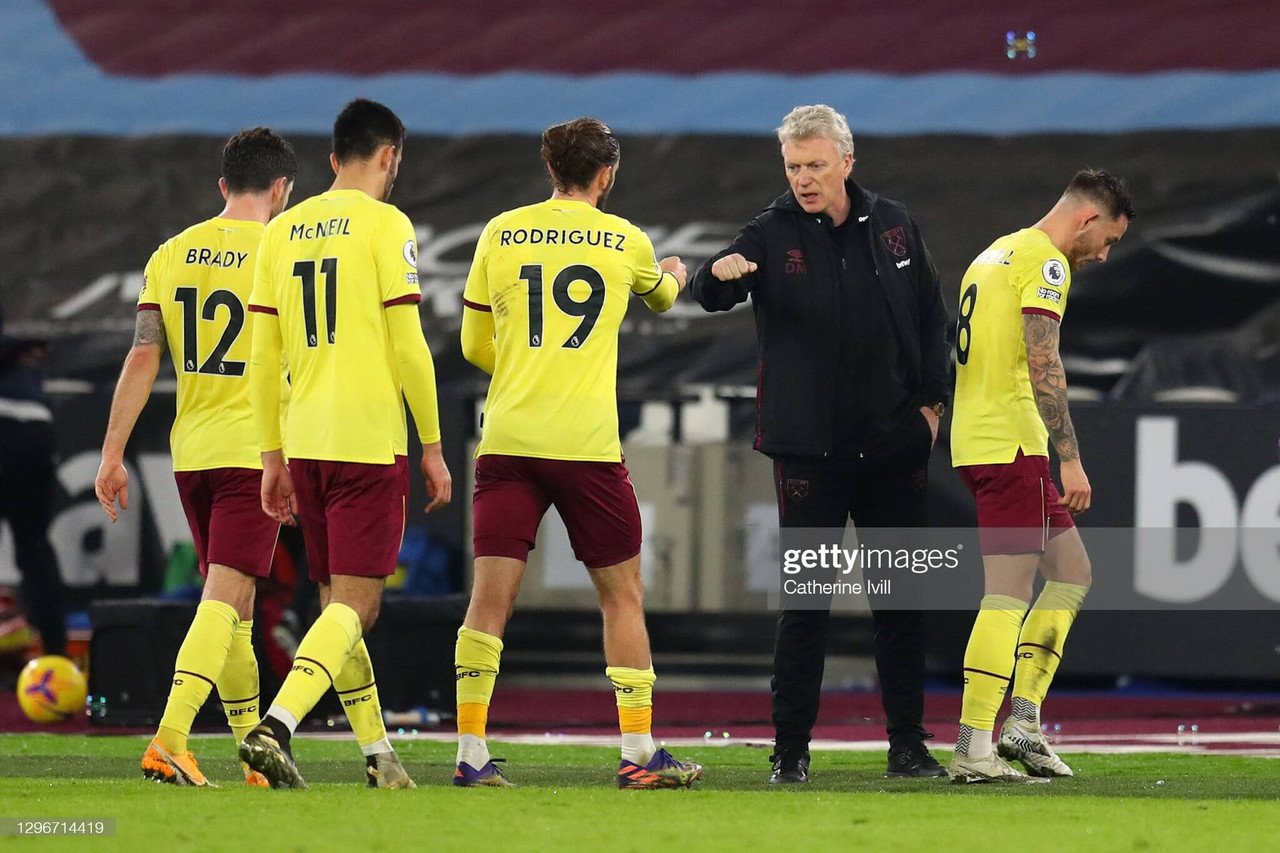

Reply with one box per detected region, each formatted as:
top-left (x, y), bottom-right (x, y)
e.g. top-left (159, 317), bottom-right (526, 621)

top-left (280, 730), bottom-right (1280, 756)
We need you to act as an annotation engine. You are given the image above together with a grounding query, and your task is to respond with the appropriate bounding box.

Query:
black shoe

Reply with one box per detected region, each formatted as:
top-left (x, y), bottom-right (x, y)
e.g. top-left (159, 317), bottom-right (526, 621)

top-left (885, 738), bottom-right (948, 778)
top-left (769, 749), bottom-right (810, 784)
top-left (239, 717), bottom-right (308, 789)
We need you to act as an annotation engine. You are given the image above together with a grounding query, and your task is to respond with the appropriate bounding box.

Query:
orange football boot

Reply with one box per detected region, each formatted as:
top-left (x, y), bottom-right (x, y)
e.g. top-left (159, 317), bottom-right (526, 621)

top-left (141, 737), bottom-right (217, 787)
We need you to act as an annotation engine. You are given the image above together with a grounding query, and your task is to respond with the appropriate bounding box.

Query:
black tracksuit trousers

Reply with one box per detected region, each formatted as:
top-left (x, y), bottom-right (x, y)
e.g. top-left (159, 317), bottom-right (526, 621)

top-left (769, 414), bottom-right (933, 753)
top-left (0, 420), bottom-right (66, 656)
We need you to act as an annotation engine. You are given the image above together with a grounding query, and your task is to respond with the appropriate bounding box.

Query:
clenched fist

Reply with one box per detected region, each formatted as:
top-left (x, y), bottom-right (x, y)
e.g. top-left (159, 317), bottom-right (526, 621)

top-left (659, 256), bottom-right (688, 291)
top-left (712, 253), bottom-right (758, 281)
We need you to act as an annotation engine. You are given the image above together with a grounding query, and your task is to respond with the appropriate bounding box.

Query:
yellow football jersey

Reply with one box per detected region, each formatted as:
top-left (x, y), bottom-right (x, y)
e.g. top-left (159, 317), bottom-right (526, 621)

top-left (138, 216), bottom-right (272, 471)
top-left (250, 189), bottom-right (420, 464)
top-left (462, 198), bottom-right (675, 462)
top-left (951, 227), bottom-right (1072, 467)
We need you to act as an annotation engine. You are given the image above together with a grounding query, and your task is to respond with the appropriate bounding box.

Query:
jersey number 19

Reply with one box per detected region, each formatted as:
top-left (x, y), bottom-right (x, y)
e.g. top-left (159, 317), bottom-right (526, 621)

top-left (519, 263), bottom-right (605, 349)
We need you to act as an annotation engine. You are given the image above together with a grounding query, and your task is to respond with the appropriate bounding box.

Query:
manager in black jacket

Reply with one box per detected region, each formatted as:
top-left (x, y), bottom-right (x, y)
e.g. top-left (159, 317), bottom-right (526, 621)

top-left (691, 105), bottom-right (950, 783)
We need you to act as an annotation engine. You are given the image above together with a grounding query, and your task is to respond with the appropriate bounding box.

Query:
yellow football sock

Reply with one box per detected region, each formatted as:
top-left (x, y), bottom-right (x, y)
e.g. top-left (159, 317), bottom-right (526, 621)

top-left (217, 619), bottom-right (260, 743)
top-left (334, 639), bottom-right (387, 754)
top-left (1011, 581), bottom-right (1089, 724)
top-left (618, 707), bottom-right (652, 735)
top-left (157, 600), bottom-right (239, 754)
top-left (608, 665), bottom-right (657, 763)
top-left (959, 595), bottom-right (1028, 731)
top-left (606, 666), bottom-right (655, 733)
top-left (455, 626), bottom-right (503, 738)
top-left (271, 603), bottom-right (361, 727)
top-left (457, 704), bottom-right (488, 739)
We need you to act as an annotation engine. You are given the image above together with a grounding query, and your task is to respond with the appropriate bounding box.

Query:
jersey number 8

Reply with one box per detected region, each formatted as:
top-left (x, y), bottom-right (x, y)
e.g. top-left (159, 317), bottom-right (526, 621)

top-left (955, 282), bottom-right (978, 366)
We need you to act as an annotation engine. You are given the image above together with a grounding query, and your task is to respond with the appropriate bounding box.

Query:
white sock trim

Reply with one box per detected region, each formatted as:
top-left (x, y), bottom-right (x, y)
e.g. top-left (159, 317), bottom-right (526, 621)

top-left (267, 704), bottom-right (299, 735)
top-left (621, 732), bottom-right (657, 765)
top-left (968, 728), bottom-right (994, 759)
top-left (456, 733), bottom-right (490, 767)
top-left (361, 737), bottom-right (393, 757)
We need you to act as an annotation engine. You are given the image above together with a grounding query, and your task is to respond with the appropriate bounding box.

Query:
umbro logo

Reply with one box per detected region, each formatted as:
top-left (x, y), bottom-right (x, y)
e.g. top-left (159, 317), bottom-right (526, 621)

top-left (785, 248), bottom-right (807, 275)
top-left (895, 259), bottom-right (911, 269)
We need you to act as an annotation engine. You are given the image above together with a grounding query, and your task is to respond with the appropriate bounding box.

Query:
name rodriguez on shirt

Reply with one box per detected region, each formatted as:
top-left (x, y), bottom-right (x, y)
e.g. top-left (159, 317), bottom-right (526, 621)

top-left (498, 228), bottom-right (626, 251)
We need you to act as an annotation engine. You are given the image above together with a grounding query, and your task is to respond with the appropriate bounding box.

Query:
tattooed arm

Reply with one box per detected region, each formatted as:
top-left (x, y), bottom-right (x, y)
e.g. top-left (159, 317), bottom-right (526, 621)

top-left (95, 309), bottom-right (166, 522)
top-left (1023, 313), bottom-right (1077, 459)
top-left (1023, 312), bottom-right (1092, 513)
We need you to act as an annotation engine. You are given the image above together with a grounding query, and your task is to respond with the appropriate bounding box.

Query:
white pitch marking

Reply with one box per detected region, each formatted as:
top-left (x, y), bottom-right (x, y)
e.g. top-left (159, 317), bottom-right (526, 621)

top-left (287, 730), bottom-right (1280, 757)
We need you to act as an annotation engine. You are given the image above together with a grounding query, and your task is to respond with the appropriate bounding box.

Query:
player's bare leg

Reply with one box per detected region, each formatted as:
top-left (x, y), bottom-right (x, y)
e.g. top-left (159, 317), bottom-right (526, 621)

top-left (1038, 527), bottom-right (1091, 588)
top-left (463, 556), bottom-right (527, 638)
top-left (242, 576), bottom-right (382, 789)
top-left (982, 553), bottom-right (1040, 601)
top-left (590, 556), bottom-right (702, 790)
top-left (203, 563), bottom-right (256, 621)
top-left (453, 556), bottom-right (525, 786)
top-left (950, 554), bottom-right (1039, 783)
top-left (589, 556), bottom-right (650, 669)
top-left (326, 575), bottom-right (385, 631)
top-left (1000, 529), bottom-right (1091, 777)
top-left (316, 583), bottom-right (413, 788)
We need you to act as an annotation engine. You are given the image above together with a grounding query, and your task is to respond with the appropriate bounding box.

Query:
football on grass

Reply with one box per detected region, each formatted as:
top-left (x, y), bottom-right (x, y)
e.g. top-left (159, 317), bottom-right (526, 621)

top-left (17, 655), bottom-right (87, 723)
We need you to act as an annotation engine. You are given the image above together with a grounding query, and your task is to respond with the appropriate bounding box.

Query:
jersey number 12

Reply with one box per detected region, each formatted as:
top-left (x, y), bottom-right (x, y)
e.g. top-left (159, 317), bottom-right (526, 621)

top-left (174, 287), bottom-right (245, 376)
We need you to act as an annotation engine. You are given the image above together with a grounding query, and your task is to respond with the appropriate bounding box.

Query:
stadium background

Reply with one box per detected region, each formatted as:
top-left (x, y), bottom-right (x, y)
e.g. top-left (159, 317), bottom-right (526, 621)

top-left (1, 0), bottom-right (1278, 725)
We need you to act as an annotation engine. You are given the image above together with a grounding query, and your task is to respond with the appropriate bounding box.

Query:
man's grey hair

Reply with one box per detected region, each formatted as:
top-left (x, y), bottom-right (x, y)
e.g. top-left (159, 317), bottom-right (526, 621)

top-left (777, 104), bottom-right (854, 158)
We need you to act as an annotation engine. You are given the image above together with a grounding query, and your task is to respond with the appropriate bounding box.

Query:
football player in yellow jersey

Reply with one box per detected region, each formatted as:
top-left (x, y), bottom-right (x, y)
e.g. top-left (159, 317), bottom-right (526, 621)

top-left (949, 170), bottom-right (1135, 783)
top-left (94, 128), bottom-right (296, 787)
top-left (453, 117), bottom-right (702, 790)
top-left (239, 99), bottom-right (450, 790)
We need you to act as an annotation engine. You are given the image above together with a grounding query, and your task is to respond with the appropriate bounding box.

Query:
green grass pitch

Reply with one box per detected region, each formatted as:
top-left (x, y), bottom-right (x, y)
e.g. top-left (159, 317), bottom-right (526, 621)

top-left (1, 734), bottom-right (1278, 851)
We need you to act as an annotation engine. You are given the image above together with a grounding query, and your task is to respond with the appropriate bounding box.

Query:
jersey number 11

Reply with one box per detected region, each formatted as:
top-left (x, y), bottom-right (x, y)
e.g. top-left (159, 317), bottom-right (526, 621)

top-left (294, 258), bottom-right (338, 347)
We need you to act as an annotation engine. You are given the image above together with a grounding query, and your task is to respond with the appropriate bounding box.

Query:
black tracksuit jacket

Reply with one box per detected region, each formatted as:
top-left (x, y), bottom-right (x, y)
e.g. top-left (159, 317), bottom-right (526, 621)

top-left (690, 180), bottom-right (951, 459)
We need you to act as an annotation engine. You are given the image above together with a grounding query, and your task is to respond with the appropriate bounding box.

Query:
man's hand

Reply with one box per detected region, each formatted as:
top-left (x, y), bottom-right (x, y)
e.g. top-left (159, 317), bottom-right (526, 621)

top-left (94, 456), bottom-right (129, 523)
top-left (919, 405), bottom-right (939, 447)
top-left (659, 256), bottom-right (688, 292)
top-left (1058, 458), bottom-right (1092, 515)
top-left (260, 450), bottom-right (298, 526)
top-left (421, 441), bottom-right (452, 513)
top-left (711, 253), bottom-right (758, 281)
